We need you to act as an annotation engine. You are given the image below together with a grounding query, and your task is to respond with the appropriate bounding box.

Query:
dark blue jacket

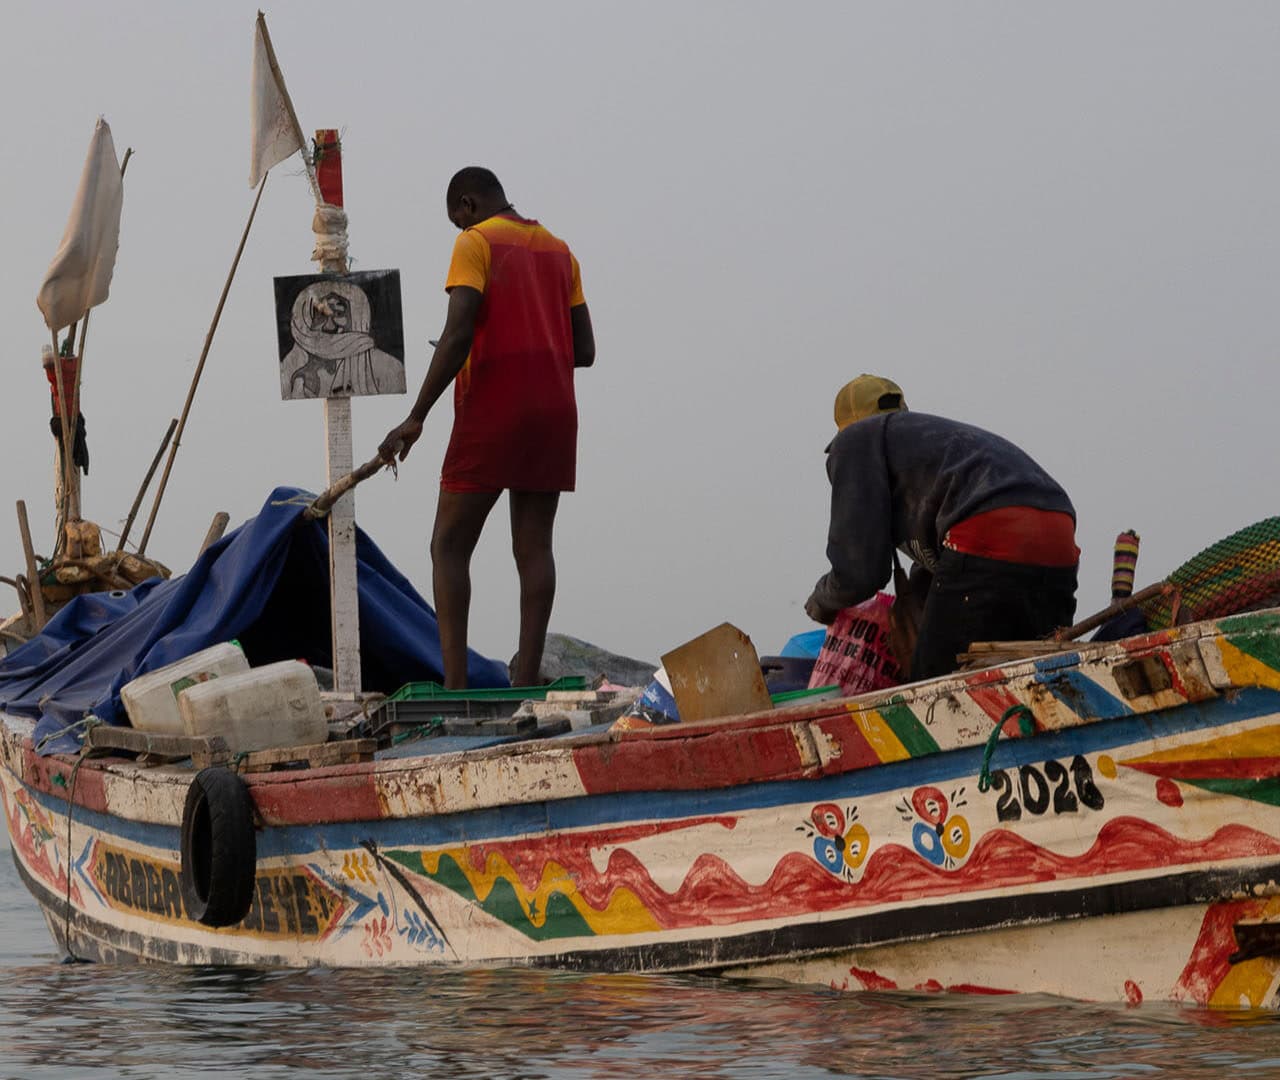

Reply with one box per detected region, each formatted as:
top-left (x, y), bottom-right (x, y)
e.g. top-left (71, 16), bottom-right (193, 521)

top-left (810, 412), bottom-right (1075, 611)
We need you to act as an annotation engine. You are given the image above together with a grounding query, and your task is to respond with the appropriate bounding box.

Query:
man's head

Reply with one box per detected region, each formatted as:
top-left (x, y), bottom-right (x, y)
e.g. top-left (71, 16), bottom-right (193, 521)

top-left (833, 374), bottom-right (907, 430)
top-left (446, 166), bottom-right (508, 230)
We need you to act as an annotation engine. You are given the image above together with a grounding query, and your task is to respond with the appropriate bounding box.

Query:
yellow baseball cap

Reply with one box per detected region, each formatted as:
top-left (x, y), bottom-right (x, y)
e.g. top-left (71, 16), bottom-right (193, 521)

top-left (833, 374), bottom-right (907, 430)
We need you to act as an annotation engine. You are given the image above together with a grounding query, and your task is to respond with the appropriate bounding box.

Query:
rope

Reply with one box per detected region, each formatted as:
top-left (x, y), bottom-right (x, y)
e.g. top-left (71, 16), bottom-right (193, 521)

top-left (311, 204), bottom-right (349, 269)
top-left (977, 704), bottom-right (1036, 793)
top-left (34, 714), bottom-right (102, 755)
top-left (60, 747), bottom-right (93, 963)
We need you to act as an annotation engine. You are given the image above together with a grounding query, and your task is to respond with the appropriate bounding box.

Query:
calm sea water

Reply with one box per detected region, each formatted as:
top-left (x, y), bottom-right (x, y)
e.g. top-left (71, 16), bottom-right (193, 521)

top-left (5, 834), bottom-right (1280, 1079)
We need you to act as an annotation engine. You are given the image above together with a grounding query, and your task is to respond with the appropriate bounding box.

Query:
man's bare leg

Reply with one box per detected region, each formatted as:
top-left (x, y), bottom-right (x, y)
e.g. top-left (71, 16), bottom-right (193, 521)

top-left (431, 490), bottom-right (500, 688)
top-left (509, 491), bottom-right (560, 686)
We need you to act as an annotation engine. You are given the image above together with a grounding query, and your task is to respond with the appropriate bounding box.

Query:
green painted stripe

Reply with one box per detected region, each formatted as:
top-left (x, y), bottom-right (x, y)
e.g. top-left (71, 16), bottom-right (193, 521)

top-left (385, 849), bottom-right (593, 941)
top-left (1220, 610), bottom-right (1280, 637)
top-left (1185, 777), bottom-right (1280, 808)
top-left (1224, 629), bottom-right (1280, 672)
top-left (877, 701), bottom-right (940, 757)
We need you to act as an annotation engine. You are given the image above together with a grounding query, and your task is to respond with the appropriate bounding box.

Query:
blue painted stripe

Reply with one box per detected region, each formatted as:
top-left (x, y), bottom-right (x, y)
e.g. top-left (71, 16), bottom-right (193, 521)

top-left (11, 689), bottom-right (1279, 860)
top-left (13, 786), bottom-right (179, 848)
top-left (1033, 666), bottom-right (1133, 720)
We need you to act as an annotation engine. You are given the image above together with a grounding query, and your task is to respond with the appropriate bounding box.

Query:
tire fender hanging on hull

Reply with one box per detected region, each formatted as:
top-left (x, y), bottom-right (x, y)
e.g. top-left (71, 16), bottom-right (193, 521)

top-left (180, 766), bottom-right (257, 927)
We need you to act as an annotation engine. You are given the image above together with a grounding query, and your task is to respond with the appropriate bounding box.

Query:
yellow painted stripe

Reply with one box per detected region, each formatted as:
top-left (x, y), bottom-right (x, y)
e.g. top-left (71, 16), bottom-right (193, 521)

top-left (1209, 896), bottom-right (1280, 1008)
top-left (1209, 956), bottom-right (1280, 1008)
top-left (850, 707), bottom-right (911, 763)
top-left (426, 849), bottom-right (662, 935)
top-left (1120, 724), bottom-right (1280, 767)
top-left (1218, 638), bottom-right (1280, 692)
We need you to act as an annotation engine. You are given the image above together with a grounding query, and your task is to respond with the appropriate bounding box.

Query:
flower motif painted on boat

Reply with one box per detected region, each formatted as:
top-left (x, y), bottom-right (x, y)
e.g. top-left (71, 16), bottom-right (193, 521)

top-left (797, 802), bottom-right (870, 881)
top-left (897, 786), bottom-right (970, 869)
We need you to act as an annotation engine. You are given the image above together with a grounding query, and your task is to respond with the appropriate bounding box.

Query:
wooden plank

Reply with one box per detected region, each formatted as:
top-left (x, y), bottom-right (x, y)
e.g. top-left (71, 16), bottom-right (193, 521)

top-left (238, 738), bottom-right (377, 773)
top-left (85, 725), bottom-right (229, 766)
top-left (661, 622), bottom-right (772, 724)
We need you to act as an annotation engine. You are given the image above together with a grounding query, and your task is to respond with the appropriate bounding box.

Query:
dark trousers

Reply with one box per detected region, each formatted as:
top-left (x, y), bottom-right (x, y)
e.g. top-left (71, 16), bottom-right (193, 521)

top-left (911, 550), bottom-right (1078, 680)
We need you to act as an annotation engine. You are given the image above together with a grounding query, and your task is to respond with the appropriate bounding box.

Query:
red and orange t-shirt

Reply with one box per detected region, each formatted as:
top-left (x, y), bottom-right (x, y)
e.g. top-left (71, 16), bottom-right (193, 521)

top-left (441, 214), bottom-right (585, 492)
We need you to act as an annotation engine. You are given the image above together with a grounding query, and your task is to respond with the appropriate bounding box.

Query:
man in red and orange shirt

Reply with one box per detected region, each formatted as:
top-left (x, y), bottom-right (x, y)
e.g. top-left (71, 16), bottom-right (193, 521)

top-left (380, 167), bottom-right (595, 688)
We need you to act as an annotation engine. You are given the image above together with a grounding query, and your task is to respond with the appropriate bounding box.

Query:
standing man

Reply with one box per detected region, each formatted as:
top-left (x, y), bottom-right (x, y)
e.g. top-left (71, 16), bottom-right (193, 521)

top-left (380, 167), bottom-right (595, 688)
top-left (805, 375), bottom-right (1078, 680)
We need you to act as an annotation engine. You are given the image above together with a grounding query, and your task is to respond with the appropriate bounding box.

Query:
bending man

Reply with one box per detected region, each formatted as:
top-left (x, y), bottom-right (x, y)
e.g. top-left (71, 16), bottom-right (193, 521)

top-left (380, 167), bottom-right (595, 688)
top-left (805, 375), bottom-right (1078, 680)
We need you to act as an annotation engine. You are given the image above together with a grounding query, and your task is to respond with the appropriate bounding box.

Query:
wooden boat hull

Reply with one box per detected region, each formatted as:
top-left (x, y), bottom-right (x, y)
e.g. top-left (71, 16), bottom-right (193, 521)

top-left (5, 610), bottom-right (1280, 1006)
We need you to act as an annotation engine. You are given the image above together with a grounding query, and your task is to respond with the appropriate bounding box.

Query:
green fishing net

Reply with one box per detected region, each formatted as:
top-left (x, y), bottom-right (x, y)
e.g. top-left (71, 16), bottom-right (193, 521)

top-left (1139, 516), bottom-right (1280, 629)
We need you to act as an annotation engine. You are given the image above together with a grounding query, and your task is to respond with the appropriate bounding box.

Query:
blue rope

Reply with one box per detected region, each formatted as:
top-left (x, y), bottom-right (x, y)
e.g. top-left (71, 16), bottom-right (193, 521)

top-left (977, 704), bottom-right (1036, 792)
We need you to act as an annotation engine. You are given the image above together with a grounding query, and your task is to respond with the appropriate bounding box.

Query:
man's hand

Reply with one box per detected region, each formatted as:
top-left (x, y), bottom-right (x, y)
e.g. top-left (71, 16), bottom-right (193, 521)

top-left (805, 593), bottom-right (839, 625)
top-left (379, 417), bottom-right (424, 463)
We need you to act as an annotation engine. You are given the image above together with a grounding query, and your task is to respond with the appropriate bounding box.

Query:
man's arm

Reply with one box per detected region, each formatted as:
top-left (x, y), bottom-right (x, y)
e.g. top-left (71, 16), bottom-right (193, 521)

top-left (571, 303), bottom-right (595, 369)
top-left (804, 421), bottom-right (895, 622)
top-left (378, 286), bottom-right (483, 462)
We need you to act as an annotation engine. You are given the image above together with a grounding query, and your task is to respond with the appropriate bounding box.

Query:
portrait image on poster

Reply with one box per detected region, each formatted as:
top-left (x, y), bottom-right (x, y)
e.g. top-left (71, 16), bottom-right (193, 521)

top-left (273, 269), bottom-right (406, 400)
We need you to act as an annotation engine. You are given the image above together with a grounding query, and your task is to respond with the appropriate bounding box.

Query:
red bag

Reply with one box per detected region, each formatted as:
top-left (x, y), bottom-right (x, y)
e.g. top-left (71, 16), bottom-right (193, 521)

top-left (808, 592), bottom-right (902, 696)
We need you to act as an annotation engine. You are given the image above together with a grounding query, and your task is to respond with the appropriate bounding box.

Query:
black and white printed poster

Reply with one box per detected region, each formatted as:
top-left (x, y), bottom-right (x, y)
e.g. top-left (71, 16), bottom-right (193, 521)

top-left (273, 270), bottom-right (406, 400)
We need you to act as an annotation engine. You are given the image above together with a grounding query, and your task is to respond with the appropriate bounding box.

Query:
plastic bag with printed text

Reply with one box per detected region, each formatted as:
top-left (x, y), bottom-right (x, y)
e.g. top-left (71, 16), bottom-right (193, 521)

top-left (807, 592), bottom-right (901, 696)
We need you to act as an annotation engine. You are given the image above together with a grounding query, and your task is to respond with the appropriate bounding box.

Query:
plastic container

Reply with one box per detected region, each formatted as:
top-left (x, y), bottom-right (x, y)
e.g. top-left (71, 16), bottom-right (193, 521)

top-left (121, 642), bottom-right (249, 735)
top-left (177, 659), bottom-right (326, 754)
top-left (760, 655), bottom-right (818, 693)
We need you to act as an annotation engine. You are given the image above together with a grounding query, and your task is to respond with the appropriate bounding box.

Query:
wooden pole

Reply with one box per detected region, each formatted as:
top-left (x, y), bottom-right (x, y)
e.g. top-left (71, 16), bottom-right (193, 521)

top-left (49, 329), bottom-right (76, 539)
top-left (114, 417), bottom-right (176, 554)
top-left (1052, 581), bottom-right (1175, 642)
top-left (310, 128), bottom-right (362, 696)
top-left (67, 147), bottom-right (133, 525)
top-left (197, 512), bottom-right (231, 556)
top-left (304, 452), bottom-right (389, 520)
top-left (16, 500), bottom-right (47, 629)
top-left (137, 174), bottom-right (269, 556)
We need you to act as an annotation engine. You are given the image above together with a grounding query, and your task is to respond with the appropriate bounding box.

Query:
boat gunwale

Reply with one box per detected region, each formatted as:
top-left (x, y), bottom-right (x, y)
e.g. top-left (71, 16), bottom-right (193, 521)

top-left (1, 608), bottom-right (1274, 830)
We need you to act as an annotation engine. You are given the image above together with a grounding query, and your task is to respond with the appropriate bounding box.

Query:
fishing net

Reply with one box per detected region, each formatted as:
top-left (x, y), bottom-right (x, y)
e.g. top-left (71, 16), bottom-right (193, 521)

top-left (1139, 516), bottom-right (1280, 629)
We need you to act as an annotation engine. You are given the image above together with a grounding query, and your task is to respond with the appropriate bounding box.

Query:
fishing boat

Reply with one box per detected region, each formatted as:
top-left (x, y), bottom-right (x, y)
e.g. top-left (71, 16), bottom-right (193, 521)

top-left (4, 522), bottom-right (1280, 1007)
top-left (9, 13), bottom-right (1280, 1009)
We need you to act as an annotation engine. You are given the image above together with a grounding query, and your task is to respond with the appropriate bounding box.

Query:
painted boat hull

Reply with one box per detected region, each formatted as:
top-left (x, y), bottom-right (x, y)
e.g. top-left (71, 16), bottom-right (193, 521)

top-left (5, 610), bottom-right (1280, 1007)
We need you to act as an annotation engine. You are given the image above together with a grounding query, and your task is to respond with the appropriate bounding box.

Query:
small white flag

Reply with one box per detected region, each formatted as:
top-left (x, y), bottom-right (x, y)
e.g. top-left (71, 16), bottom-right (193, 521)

top-left (36, 117), bottom-right (124, 334)
top-left (249, 12), bottom-right (304, 188)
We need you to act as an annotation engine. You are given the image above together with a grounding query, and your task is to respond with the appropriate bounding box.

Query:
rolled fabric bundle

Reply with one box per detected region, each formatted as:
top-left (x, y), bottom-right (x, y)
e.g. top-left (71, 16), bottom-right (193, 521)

top-left (1112, 530), bottom-right (1140, 599)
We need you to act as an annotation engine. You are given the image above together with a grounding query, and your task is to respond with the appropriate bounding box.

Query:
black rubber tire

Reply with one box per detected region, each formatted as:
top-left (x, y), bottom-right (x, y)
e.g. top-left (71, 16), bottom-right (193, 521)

top-left (180, 767), bottom-right (257, 927)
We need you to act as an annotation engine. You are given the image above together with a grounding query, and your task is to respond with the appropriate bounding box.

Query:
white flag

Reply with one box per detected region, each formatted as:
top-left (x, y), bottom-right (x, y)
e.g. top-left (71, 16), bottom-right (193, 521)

top-left (36, 117), bottom-right (124, 334)
top-left (249, 13), bottom-right (304, 188)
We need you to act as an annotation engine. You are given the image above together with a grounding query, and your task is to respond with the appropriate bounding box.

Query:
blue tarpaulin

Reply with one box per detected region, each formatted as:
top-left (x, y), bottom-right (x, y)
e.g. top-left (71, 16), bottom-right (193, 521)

top-left (0, 487), bottom-right (510, 754)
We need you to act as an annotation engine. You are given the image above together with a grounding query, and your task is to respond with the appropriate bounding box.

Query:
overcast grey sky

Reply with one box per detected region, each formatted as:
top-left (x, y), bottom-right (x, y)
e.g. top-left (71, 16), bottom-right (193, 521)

top-left (2, 2), bottom-right (1276, 667)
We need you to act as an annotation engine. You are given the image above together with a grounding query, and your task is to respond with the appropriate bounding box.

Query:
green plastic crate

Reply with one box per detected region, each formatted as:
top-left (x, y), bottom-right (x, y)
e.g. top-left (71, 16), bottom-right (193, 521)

top-left (384, 675), bottom-right (589, 704)
top-left (770, 684), bottom-right (842, 707)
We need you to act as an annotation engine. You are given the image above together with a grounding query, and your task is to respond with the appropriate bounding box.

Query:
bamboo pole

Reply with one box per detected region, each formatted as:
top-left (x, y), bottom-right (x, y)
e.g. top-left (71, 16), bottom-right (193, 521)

top-left (137, 174), bottom-right (269, 556)
top-left (114, 417), bottom-right (176, 554)
top-left (16, 500), bottom-right (47, 629)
